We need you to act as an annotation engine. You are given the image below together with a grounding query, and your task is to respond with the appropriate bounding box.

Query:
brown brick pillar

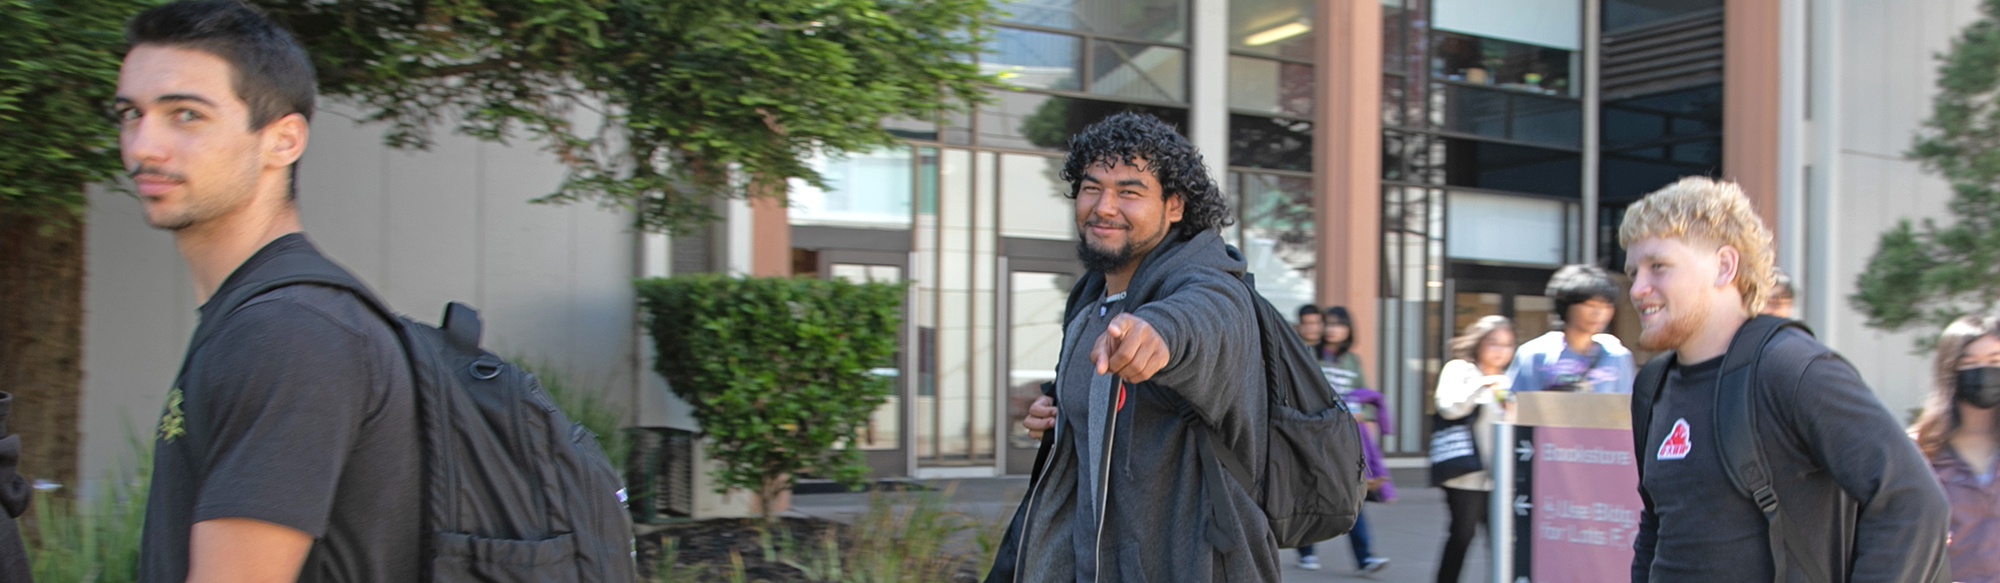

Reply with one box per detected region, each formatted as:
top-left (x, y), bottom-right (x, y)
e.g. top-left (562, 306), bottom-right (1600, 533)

top-left (1314, 0), bottom-right (1383, 376)
top-left (1724, 0), bottom-right (1783, 235)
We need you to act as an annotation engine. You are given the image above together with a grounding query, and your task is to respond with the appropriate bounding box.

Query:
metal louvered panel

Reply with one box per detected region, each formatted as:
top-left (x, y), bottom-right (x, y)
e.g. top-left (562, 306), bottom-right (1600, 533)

top-left (1602, 8), bottom-right (1726, 100)
top-left (625, 427), bottom-right (695, 523)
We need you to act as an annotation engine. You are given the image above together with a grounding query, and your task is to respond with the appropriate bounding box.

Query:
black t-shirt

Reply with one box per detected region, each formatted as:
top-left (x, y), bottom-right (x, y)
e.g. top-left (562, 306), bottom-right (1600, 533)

top-left (1637, 355), bottom-right (1774, 582)
top-left (140, 235), bottom-right (421, 583)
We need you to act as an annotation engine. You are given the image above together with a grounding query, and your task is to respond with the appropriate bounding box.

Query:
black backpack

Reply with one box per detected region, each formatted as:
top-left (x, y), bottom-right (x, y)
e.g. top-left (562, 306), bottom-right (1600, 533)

top-left (210, 250), bottom-right (637, 583)
top-left (1631, 315), bottom-right (1829, 583)
top-left (1197, 272), bottom-right (1368, 549)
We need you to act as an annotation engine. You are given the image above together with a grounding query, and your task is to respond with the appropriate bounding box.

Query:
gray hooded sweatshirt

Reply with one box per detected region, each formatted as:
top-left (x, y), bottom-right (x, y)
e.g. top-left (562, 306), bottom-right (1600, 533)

top-left (997, 227), bottom-right (1279, 583)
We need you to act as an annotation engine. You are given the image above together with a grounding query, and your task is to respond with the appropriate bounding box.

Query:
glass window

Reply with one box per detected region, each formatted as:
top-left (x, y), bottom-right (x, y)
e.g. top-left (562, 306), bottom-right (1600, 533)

top-left (1229, 114), bottom-right (1313, 171)
top-left (1090, 40), bottom-right (1187, 103)
top-left (788, 147), bottom-right (914, 229)
top-left (1446, 191), bottom-right (1567, 265)
top-left (884, 116), bottom-right (937, 141)
top-left (997, 0), bottom-right (1187, 43)
top-left (1395, 132), bottom-right (1581, 198)
top-left (999, 153), bottom-right (1076, 240)
top-left (1229, 56), bottom-right (1314, 117)
top-left (1233, 172), bottom-right (1316, 313)
top-left (1432, 30), bottom-right (1573, 95)
top-left (978, 93), bottom-right (1190, 152)
top-left (1435, 83), bottom-right (1580, 149)
top-left (1605, 0), bottom-right (1722, 32)
top-left (1230, 0), bottom-right (1314, 60)
top-left (985, 28), bottom-right (1085, 92)
top-left (1433, 0), bottom-right (1580, 50)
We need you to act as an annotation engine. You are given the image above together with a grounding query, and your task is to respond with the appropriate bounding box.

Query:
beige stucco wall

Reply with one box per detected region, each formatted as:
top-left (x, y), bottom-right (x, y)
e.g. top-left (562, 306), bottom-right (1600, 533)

top-left (1800, 0), bottom-right (1987, 422)
top-left (76, 102), bottom-right (668, 481)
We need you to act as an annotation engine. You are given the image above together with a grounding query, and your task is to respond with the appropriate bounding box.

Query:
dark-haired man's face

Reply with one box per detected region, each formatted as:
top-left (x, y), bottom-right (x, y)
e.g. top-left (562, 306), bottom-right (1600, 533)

top-left (115, 45), bottom-right (303, 232)
top-left (1074, 158), bottom-right (1183, 274)
top-left (1566, 297), bottom-right (1616, 335)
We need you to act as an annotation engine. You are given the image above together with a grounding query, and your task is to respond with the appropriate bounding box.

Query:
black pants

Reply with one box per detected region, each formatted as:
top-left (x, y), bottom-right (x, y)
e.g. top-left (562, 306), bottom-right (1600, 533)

top-left (1436, 486), bottom-right (1489, 583)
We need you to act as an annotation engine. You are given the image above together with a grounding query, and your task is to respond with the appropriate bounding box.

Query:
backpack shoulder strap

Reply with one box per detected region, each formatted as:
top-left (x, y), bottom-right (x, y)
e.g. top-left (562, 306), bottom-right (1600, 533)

top-left (1631, 351), bottom-right (1675, 483)
top-left (1713, 315), bottom-right (1823, 583)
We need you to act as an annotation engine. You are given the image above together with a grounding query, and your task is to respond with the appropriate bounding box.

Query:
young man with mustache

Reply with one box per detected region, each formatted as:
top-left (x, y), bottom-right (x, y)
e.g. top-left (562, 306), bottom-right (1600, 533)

top-left (116, 2), bottom-right (421, 581)
top-left (994, 112), bottom-right (1277, 583)
top-left (1623, 177), bottom-right (1948, 583)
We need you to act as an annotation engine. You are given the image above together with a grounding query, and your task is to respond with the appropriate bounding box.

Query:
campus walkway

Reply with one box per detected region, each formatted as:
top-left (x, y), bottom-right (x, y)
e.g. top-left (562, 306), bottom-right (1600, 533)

top-left (788, 473), bottom-right (1493, 583)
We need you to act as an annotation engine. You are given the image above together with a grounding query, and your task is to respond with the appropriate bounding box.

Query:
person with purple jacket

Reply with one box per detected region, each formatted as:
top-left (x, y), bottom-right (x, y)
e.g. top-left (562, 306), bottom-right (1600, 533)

top-left (1296, 306), bottom-right (1393, 575)
top-left (1913, 313), bottom-right (2000, 583)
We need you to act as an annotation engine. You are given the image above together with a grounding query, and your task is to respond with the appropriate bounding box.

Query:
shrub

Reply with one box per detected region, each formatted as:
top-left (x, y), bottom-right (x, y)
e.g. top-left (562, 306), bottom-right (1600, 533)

top-left (637, 275), bottom-right (903, 522)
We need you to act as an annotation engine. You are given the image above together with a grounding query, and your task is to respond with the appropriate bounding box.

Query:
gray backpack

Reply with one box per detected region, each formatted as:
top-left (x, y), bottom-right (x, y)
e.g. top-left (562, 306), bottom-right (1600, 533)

top-left (211, 250), bottom-right (637, 583)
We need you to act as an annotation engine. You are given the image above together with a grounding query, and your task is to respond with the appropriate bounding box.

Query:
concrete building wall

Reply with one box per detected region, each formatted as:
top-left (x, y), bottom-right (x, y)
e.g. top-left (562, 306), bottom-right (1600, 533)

top-left (77, 102), bottom-right (656, 479)
top-left (1794, 0), bottom-right (1986, 421)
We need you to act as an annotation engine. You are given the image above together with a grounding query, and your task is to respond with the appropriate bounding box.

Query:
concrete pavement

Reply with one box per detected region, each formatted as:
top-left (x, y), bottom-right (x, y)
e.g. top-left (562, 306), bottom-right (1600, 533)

top-left (787, 476), bottom-right (1494, 583)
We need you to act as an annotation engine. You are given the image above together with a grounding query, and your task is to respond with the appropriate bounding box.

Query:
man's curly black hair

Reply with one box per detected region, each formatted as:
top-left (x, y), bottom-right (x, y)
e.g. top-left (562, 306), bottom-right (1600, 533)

top-left (1061, 112), bottom-right (1233, 234)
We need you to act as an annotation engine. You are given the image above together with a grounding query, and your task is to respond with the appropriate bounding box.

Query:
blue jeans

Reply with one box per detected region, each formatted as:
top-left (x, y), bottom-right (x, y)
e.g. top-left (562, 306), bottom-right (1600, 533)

top-left (1297, 509), bottom-right (1373, 568)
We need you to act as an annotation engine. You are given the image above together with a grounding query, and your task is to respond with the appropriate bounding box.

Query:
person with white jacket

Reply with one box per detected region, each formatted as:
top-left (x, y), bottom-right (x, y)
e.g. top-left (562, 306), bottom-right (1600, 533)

top-left (1433, 315), bottom-right (1516, 583)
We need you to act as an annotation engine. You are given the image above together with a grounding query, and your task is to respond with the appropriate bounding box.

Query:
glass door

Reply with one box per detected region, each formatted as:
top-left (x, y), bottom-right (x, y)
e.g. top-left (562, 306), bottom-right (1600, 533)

top-left (818, 250), bottom-right (910, 478)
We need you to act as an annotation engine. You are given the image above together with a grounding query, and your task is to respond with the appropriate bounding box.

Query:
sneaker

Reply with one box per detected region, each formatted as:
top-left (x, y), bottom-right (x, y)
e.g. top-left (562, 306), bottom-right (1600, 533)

top-left (1298, 556), bottom-right (1321, 571)
top-left (1358, 557), bottom-right (1390, 575)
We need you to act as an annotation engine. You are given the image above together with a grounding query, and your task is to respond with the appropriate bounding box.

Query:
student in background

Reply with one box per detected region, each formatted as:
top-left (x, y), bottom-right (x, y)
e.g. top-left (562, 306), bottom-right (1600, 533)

top-left (1300, 306), bottom-right (1392, 575)
top-left (1508, 265), bottom-right (1636, 394)
top-left (1913, 313), bottom-right (2000, 583)
top-left (1432, 316), bottom-right (1515, 583)
top-left (1762, 268), bottom-right (1795, 319)
top-left (1296, 304), bottom-right (1323, 347)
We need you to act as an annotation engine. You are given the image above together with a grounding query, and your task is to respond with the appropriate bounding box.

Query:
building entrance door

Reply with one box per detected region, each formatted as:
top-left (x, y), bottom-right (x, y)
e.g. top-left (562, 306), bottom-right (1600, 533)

top-left (1448, 264), bottom-right (1559, 344)
top-left (815, 249), bottom-right (911, 478)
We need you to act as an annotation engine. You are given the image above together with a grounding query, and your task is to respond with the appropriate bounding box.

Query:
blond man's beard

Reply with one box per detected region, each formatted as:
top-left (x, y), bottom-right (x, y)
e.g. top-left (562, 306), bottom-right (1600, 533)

top-left (1638, 300), bottom-right (1707, 352)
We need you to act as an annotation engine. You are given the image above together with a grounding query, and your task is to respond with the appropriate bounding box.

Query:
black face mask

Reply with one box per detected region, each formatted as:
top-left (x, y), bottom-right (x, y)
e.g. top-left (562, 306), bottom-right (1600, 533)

top-left (1957, 367), bottom-right (2000, 409)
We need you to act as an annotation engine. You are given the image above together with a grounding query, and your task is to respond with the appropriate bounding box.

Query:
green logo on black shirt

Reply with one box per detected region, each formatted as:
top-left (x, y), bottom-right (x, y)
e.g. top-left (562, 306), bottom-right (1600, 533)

top-left (157, 388), bottom-right (185, 443)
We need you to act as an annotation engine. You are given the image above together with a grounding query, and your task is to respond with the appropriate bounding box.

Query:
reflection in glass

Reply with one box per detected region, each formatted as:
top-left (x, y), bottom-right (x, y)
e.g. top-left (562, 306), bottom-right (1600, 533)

top-left (1089, 40), bottom-right (1187, 103)
top-left (1233, 172), bottom-right (1315, 313)
top-left (788, 147), bottom-right (914, 229)
top-left (985, 28), bottom-right (1084, 92)
top-left (1432, 30), bottom-right (1573, 95)
top-left (1000, 154), bottom-right (1075, 240)
top-left (1229, 114), bottom-right (1313, 171)
top-left (1230, 56), bottom-right (1314, 117)
top-left (1229, 0), bottom-right (1313, 59)
top-left (1008, 272), bottom-right (1072, 450)
top-left (979, 93), bottom-right (1190, 152)
top-left (996, 0), bottom-right (1188, 43)
top-left (831, 264), bottom-right (906, 450)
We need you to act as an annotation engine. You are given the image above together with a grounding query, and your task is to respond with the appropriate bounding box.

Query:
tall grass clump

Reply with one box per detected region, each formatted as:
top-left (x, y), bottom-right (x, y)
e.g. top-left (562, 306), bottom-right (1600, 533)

top-left (29, 437), bottom-right (150, 583)
top-left (519, 359), bottom-right (631, 473)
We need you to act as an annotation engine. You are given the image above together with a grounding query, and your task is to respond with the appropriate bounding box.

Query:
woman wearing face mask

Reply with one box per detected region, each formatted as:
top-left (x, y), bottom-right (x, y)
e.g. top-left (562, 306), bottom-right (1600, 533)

top-left (1913, 313), bottom-right (2000, 583)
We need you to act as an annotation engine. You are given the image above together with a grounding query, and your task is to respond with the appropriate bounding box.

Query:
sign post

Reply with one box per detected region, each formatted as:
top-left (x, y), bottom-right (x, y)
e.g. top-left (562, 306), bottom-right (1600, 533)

top-left (1491, 393), bottom-right (1641, 583)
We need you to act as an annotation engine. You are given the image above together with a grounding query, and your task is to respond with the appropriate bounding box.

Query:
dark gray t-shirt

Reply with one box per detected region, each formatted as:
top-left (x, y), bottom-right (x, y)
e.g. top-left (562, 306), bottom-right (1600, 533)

top-left (141, 235), bottom-right (421, 583)
top-left (1637, 355), bottom-right (1773, 582)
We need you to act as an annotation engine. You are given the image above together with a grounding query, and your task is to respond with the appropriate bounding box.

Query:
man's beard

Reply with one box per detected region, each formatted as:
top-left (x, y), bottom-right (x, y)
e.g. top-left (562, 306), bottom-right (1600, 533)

top-left (1637, 300), bottom-right (1706, 352)
top-left (1077, 236), bottom-right (1137, 273)
top-left (1075, 218), bottom-right (1166, 273)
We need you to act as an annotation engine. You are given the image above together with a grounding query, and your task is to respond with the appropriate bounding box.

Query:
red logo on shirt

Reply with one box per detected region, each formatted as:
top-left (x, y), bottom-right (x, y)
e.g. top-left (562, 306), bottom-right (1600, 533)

top-left (1657, 418), bottom-right (1692, 460)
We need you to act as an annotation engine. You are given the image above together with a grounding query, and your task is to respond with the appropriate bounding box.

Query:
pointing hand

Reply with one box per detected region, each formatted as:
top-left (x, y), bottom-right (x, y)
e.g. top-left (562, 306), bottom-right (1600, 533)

top-left (1091, 313), bottom-right (1170, 383)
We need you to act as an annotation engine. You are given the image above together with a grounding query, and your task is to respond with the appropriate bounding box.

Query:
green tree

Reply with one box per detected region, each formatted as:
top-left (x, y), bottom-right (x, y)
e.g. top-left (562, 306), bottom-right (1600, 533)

top-left (1, 0), bottom-right (155, 490)
top-left (638, 275), bottom-right (904, 523)
top-left (2, 0), bottom-right (995, 488)
top-left (262, 0), bottom-right (998, 233)
top-left (1853, 0), bottom-right (2000, 348)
